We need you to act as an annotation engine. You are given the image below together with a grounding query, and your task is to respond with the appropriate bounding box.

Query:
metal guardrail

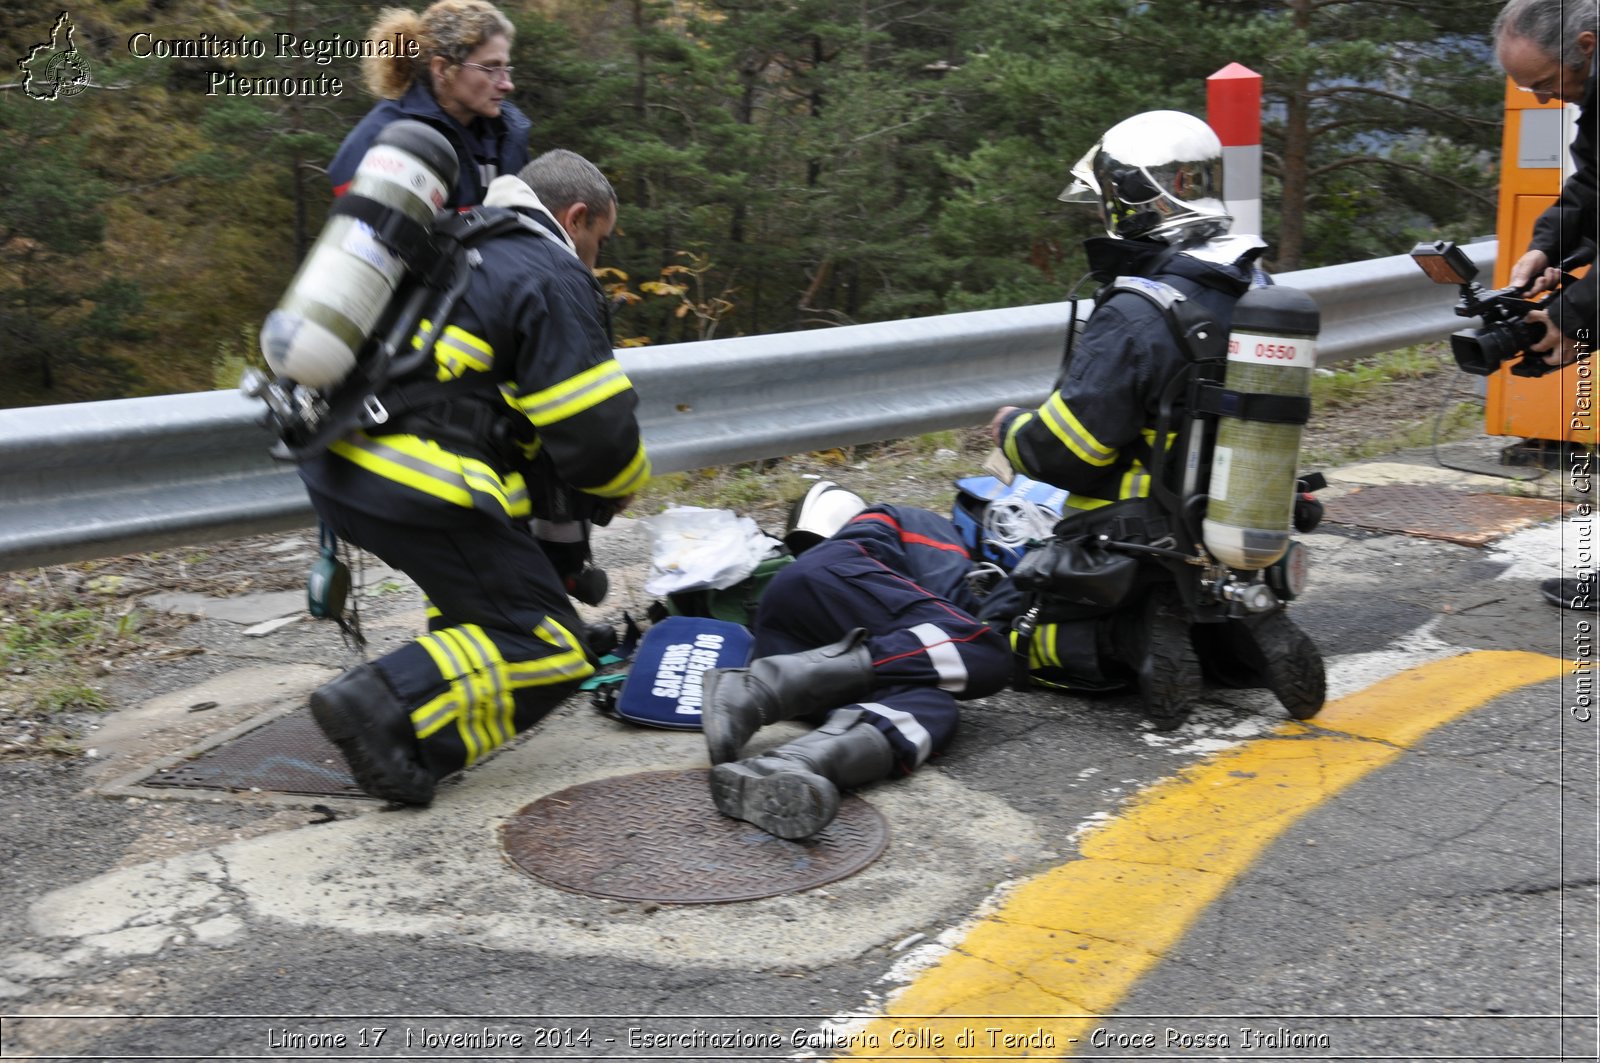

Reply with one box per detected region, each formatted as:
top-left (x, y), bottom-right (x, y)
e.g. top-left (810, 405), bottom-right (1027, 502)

top-left (0, 242), bottom-right (1495, 572)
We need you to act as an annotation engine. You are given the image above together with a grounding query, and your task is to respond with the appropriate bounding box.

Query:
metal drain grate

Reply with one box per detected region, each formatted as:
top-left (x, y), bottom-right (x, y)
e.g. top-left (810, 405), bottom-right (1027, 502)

top-left (1322, 484), bottom-right (1566, 546)
top-left (501, 769), bottom-right (889, 903)
top-left (140, 709), bottom-right (372, 799)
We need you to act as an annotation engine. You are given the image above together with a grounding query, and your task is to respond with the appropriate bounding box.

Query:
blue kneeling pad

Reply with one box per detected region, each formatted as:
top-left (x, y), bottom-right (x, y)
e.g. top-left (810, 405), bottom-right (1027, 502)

top-left (614, 616), bottom-right (754, 730)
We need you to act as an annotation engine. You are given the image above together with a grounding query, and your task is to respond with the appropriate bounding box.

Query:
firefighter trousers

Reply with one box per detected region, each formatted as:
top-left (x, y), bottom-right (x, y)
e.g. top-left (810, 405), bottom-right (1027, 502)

top-left (308, 490), bottom-right (594, 780)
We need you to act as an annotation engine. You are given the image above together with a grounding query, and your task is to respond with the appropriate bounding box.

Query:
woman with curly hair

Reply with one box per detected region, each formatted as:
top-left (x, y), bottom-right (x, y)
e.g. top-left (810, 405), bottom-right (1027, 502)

top-left (328, 0), bottom-right (531, 210)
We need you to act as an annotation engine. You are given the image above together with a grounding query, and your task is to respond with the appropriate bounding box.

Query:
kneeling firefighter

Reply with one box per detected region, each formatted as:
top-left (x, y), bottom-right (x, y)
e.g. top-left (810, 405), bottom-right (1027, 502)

top-left (700, 483), bottom-right (1012, 839)
top-left (989, 110), bottom-right (1325, 730)
top-left (296, 148), bottom-right (649, 805)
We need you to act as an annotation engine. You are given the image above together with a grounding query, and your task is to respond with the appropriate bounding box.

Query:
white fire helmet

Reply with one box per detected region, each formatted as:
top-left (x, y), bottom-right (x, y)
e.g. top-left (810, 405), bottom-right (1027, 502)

top-left (783, 480), bottom-right (868, 554)
top-left (1059, 110), bottom-right (1233, 245)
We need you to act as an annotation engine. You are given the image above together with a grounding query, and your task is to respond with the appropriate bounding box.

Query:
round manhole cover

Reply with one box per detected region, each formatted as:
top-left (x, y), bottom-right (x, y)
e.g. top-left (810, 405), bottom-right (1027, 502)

top-left (501, 769), bottom-right (889, 903)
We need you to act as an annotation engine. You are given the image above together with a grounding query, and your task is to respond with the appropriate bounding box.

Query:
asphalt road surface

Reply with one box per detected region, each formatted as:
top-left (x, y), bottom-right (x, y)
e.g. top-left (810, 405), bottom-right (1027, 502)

top-left (1, 440), bottom-right (1595, 1063)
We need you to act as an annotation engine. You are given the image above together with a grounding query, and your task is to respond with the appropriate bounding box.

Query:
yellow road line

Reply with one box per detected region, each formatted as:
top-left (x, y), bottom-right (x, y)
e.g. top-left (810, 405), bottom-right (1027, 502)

top-left (837, 650), bottom-right (1565, 1060)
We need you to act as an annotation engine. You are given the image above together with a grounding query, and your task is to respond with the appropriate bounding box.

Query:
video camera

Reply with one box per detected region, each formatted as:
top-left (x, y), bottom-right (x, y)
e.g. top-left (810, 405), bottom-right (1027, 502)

top-left (1408, 239), bottom-right (1586, 378)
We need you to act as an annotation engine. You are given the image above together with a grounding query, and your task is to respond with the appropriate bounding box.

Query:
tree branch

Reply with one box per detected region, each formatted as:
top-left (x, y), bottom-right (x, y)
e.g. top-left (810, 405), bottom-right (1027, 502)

top-left (1307, 154), bottom-right (1497, 207)
top-left (1302, 83), bottom-right (1496, 133)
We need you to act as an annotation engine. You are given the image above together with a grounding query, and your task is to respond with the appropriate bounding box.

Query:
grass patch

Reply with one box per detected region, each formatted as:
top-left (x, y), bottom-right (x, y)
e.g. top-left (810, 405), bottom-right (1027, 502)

top-left (1312, 346), bottom-right (1448, 409)
top-left (1, 605), bottom-right (106, 665)
top-left (0, 590), bottom-right (146, 732)
top-left (635, 430), bottom-right (991, 526)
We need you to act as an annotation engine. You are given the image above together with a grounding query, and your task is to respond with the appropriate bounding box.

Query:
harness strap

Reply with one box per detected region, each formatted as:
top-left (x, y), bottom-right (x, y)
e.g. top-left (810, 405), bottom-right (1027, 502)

top-left (327, 196), bottom-right (436, 272)
top-left (1192, 383), bottom-right (1311, 425)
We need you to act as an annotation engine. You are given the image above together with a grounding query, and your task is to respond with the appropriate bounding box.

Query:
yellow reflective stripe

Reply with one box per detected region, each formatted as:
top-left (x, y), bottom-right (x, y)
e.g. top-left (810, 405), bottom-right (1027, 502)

top-left (1123, 464), bottom-right (1151, 500)
top-left (1009, 625), bottom-right (1059, 671)
top-left (329, 434), bottom-right (530, 518)
top-left (1039, 394), bottom-right (1117, 467)
top-left (505, 618), bottom-right (594, 687)
top-left (516, 360), bottom-right (633, 426)
top-left (412, 319), bottom-right (437, 350)
top-left (1001, 411), bottom-right (1033, 471)
top-left (1043, 625), bottom-right (1063, 669)
top-left (412, 633), bottom-right (478, 763)
top-left (1121, 427), bottom-right (1174, 501)
top-left (435, 326), bottom-right (494, 380)
top-left (1027, 628), bottom-right (1047, 670)
top-left (444, 324), bottom-right (492, 356)
top-left (331, 435), bottom-right (472, 507)
top-left (441, 630), bottom-right (493, 764)
top-left (458, 624), bottom-right (514, 751)
top-left (591, 442), bottom-right (652, 499)
top-left (417, 628), bottom-right (493, 764)
top-left (412, 320), bottom-right (493, 380)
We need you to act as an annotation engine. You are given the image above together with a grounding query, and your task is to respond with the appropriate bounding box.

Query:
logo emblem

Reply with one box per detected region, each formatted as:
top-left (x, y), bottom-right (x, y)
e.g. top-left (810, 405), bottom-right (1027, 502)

top-left (19, 12), bottom-right (92, 101)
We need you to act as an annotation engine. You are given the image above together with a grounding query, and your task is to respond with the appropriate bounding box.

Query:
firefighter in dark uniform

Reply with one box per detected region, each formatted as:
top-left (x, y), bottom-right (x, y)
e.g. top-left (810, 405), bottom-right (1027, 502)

top-left (302, 150), bottom-right (647, 806)
top-left (991, 110), bottom-right (1266, 513)
top-left (987, 110), bottom-right (1278, 726)
top-left (700, 485), bottom-right (1012, 840)
top-left (329, 1), bottom-right (531, 211)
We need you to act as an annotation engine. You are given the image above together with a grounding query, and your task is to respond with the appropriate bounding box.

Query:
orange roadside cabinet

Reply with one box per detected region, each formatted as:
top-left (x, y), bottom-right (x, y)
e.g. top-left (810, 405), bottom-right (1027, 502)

top-left (1485, 77), bottom-right (1595, 454)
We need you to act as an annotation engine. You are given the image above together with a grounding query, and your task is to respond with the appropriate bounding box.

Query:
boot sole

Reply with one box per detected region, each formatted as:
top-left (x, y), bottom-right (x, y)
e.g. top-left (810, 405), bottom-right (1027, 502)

top-left (310, 691), bottom-right (435, 807)
top-left (710, 762), bottom-right (839, 840)
top-left (1250, 611), bottom-right (1326, 720)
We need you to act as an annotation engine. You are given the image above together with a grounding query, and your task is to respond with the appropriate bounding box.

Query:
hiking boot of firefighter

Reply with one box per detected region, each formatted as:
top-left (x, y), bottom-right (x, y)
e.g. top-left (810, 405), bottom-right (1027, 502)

top-left (310, 663), bottom-right (435, 806)
top-left (1237, 609), bottom-right (1326, 720)
top-left (709, 711), bottom-right (895, 840)
top-left (1114, 587), bottom-right (1201, 732)
top-left (701, 628), bottom-right (874, 765)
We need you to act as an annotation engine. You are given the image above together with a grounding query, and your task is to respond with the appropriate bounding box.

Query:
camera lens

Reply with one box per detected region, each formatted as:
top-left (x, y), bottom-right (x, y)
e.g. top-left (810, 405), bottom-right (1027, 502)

top-left (1475, 321), bottom-right (1531, 367)
top-left (1450, 328), bottom-right (1503, 375)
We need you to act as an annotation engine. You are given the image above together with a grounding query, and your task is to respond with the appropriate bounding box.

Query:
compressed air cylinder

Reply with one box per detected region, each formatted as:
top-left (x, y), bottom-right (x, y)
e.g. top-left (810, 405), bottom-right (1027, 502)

top-left (259, 121), bottom-right (457, 388)
top-left (1202, 285), bottom-right (1320, 570)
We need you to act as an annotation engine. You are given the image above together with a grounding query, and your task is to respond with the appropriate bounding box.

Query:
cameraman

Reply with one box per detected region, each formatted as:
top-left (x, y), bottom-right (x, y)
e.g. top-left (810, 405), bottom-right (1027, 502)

top-left (1494, 0), bottom-right (1596, 369)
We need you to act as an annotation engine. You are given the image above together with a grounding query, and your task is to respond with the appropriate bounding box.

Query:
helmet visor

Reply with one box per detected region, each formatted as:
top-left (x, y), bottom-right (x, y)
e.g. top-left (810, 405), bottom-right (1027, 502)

top-left (1136, 156), bottom-right (1223, 205)
top-left (1058, 143), bottom-right (1101, 203)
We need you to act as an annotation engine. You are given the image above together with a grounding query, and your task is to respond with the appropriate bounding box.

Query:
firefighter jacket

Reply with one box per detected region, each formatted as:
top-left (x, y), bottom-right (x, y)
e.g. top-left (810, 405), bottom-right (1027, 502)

top-left (298, 177), bottom-right (651, 528)
top-left (328, 81), bottom-right (532, 210)
top-left (1528, 53), bottom-right (1595, 344)
top-left (997, 234), bottom-right (1266, 512)
top-left (834, 505), bottom-right (982, 616)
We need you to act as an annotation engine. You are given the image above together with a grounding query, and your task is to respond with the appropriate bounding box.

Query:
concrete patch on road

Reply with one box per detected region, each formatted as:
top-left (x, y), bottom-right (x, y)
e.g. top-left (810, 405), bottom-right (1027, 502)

top-left (1327, 461), bottom-right (1528, 493)
top-left (139, 590), bottom-right (307, 625)
top-left (85, 664), bottom-right (337, 789)
top-left (26, 710), bottom-right (1041, 978)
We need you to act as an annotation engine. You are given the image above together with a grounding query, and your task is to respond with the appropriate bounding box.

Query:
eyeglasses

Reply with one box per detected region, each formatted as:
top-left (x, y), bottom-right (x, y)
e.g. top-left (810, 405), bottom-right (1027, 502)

top-left (461, 62), bottom-right (514, 84)
top-left (1513, 58), bottom-right (1569, 98)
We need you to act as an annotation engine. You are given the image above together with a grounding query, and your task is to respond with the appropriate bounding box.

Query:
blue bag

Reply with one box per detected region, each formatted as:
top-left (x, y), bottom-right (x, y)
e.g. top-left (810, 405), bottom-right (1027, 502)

top-left (950, 474), bottom-right (1069, 570)
top-left (611, 616), bottom-right (754, 730)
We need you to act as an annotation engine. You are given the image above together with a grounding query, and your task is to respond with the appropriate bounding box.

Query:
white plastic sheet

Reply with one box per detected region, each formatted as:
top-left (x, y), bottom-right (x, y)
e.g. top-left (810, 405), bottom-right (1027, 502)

top-left (642, 506), bottom-right (784, 596)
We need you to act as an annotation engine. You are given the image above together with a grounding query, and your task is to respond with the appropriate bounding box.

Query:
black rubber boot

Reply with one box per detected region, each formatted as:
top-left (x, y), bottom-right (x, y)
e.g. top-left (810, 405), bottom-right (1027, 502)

top-left (310, 663), bottom-right (435, 806)
top-left (1114, 587), bottom-right (1201, 731)
top-left (709, 709), bottom-right (895, 840)
top-left (700, 628), bottom-right (874, 765)
top-left (1542, 576), bottom-right (1595, 610)
top-left (1234, 608), bottom-right (1326, 720)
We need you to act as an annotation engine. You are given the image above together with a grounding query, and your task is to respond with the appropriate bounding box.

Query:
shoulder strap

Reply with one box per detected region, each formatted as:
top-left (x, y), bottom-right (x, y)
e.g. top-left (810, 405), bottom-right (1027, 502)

top-left (1101, 276), bottom-right (1227, 363)
top-left (1097, 276), bottom-right (1227, 519)
top-left (435, 205), bottom-right (551, 248)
